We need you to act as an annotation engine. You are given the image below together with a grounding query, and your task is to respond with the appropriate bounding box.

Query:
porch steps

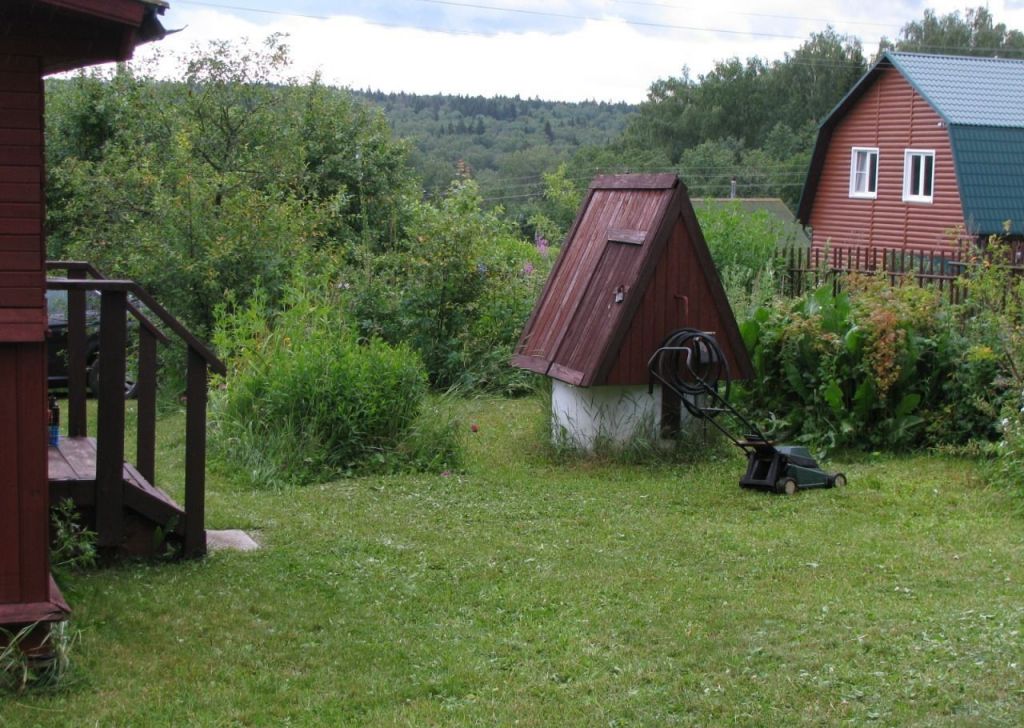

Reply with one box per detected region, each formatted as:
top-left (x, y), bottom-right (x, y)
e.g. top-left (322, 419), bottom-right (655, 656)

top-left (48, 436), bottom-right (186, 557)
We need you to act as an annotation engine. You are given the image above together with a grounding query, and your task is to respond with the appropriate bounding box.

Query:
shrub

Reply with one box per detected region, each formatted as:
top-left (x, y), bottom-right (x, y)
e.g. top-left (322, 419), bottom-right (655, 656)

top-left (210, 278), bottom-right (449, 487)
top-left (956, 235), bottom-right (1024, 492)
top-left (693, 200), bottom-right (794, 319)
top-left (739, 277), bottom-right (1008, 452)
top-left (347, 180), bottom-right (551, 394)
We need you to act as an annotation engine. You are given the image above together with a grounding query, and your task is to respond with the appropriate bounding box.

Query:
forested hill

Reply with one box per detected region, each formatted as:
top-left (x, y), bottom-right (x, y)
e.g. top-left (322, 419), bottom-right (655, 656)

top-left (353, 90), bottom-right (635, 211)
top-left (354, 7), bottom-right (1024, 222)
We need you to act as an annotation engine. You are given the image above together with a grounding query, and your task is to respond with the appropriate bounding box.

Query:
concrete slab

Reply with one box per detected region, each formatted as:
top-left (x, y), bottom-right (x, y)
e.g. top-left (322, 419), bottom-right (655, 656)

top-left (206, 529), bottom-right (260, 552)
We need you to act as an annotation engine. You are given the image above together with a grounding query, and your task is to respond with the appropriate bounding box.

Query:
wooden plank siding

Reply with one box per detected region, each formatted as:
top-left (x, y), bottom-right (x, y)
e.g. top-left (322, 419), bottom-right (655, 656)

top-left (39, 0), bottom-right (146, 27)
top-left (1, 1), bottom-right (154, 75)
top-left (0, 47), bottom-right (52, 617)
top-left (0, 344), bottom-right (50, 609)
top-left (549, 186), bottom-right (675, 386)
top-left (0, 54), bottom-right (45, 343)
top-left (1, 0), bottom-right (166, 629)
top-left (808, 68), bottom-right (966, 255)
top-left (512, 176), bottom-right (676, 384)
top-left (604, 215), bottom-right (750, 384)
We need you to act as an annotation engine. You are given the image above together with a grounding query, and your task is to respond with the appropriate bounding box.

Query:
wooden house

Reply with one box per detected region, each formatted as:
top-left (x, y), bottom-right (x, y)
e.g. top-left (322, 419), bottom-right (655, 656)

top-left (0, 0), bottom-right (226, 641)
top-left (512, 174), bottom-right (752, 449)
top-left (798, 51), bottom-right (1024, 255)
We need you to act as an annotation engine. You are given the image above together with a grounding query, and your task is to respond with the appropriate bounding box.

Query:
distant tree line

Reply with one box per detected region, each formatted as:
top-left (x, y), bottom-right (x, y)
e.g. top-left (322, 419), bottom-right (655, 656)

top-left (354, 6), bottom-right (1024, 220)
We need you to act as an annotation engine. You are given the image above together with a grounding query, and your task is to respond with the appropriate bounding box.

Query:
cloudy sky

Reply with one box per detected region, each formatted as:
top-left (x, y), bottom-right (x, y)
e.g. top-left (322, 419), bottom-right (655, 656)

top-left (131, 1), bottom-right (1024, 102)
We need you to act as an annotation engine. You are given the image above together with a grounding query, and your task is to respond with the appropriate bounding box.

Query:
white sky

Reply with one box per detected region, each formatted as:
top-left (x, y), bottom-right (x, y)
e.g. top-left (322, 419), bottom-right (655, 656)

top-left (123, 1), bottom-right (1024, 103)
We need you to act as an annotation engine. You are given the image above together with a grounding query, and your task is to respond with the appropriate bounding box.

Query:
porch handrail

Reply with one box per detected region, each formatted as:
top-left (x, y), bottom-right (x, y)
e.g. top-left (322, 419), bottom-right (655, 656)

top-left (47, 277), bottom-right (225, 375)
top-left (46, 261), bottom-right (171, 346)
top-left (46, 266), bottom-right (224, 558)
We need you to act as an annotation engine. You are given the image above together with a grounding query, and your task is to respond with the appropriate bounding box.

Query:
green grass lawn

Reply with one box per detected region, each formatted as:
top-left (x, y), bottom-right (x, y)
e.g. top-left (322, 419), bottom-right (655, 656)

top-left (4, 396), bottom-right (1024, 726)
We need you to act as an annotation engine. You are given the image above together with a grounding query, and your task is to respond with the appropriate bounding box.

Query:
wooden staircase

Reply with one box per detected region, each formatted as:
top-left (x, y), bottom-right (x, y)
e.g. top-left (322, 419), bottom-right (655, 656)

top-left (46, 262), bottom-right (225, 559)
top-left (49, 437), bottom-right (186, 558)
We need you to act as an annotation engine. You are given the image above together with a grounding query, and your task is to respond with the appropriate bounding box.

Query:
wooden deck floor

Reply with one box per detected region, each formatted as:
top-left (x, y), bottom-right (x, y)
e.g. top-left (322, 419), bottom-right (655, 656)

top-left (48, 436), bottom-right (182, 517)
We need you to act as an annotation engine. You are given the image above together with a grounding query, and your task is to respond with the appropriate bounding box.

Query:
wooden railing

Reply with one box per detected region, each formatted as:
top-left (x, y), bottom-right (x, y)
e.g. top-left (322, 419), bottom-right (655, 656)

top-left (46, 262), bottom-right (226, 558)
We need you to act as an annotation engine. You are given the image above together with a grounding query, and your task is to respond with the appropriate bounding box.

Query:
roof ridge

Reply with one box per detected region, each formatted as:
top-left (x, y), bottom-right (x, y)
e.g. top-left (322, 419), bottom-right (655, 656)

top-left (889, 50), bottom-right (1024, 64)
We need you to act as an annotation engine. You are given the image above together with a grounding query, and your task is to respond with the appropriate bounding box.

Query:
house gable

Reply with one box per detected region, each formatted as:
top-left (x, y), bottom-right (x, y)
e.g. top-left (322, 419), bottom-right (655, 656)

top-left (802, 65), bottom-right (965, 252)
top-left (800, 51), bottom-right (1024, 249)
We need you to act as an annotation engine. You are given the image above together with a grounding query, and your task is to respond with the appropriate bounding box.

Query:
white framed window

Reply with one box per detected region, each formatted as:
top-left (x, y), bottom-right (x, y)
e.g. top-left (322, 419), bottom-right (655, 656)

top-left (849, 147), bottom-right (878, 198)
top-left (903, 149), bottom-right (935, 203)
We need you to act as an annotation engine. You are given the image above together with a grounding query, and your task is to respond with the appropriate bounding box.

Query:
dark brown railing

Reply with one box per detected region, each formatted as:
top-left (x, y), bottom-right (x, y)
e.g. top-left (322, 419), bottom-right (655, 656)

top-left (785, 244), bottom-right (1024, 306)
top-left (46, 262), bottom-right (226, 558)
top-left (786, 245), bottom-right (964, 302)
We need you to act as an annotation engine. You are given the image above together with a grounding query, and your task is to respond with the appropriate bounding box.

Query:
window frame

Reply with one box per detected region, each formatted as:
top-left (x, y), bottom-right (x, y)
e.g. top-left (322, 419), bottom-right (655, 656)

top-left (848, 146), bottom-right (879, 199)
top-left (902, 149), bottom-right (935, 203)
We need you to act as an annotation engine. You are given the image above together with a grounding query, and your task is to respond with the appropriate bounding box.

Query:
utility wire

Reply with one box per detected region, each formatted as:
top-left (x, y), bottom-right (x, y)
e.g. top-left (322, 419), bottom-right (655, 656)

top-left (173, 0), bottom-right (875, 43)
top-left (171, 0), bottom-right (1024, 60)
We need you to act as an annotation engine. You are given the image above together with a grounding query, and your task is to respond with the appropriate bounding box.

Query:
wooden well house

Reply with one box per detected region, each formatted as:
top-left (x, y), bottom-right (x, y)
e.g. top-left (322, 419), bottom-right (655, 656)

top-left (512, 174), bottom-right (752, 449)
top-left (1, 0), bottom-right (224, 641)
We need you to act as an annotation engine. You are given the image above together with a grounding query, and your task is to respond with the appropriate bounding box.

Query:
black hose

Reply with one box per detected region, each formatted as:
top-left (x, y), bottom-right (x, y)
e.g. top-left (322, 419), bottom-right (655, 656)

top-left (648, 328), bottom-right (769, 446)
top-left (649, 328), bottom-right (730, 418)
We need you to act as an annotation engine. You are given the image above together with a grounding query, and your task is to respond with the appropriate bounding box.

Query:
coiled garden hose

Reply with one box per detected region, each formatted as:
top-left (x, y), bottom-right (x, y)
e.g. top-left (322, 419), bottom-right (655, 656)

top-left (647, 328), bottom-right (730, 419)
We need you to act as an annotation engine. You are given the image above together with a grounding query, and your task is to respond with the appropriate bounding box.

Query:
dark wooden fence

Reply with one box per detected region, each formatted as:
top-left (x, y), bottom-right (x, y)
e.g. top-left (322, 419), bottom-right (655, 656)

top-left (783, 243), bottom-right (1024, 302)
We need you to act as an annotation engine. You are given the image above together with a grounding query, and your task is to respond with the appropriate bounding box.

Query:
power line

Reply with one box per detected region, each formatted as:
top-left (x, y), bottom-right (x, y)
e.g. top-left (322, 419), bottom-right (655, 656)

top-left (172, 0), bottom-right (869, 43)
top-left (405, 0), bottom-right (809, 40)
top-left (169, 0), bottom-right (1024, 60)
top-left (609, 0), bottom-right (901, 30)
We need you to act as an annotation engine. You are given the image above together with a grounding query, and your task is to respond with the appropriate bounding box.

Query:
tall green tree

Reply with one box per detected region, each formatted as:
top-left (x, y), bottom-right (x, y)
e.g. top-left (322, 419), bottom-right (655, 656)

top-left (46, 36), bottom-right (415, 333)
top-left (881, 6), bottom-right (1024, 58)
top-left (614, 28), bottom-right (865, 205)
top-left (621, 69), bottom-right (702, 164)
top-left (769, 28), bottom-right (866, 131)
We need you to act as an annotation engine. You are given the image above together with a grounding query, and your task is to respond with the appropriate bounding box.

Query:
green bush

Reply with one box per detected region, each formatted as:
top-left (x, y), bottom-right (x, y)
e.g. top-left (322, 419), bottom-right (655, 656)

top-left (693, 200), bottom-right (794, 319)
top-left (955, 236), bottom-right (1024, 492)
top-left (348, 180), bottom-right (551, 394)
top-left (210, 279), bottom-right (454, 487)
top-left (46, 39), bottom-right (415, 337)
top-left (739, 276), bottom-right (1008, 452)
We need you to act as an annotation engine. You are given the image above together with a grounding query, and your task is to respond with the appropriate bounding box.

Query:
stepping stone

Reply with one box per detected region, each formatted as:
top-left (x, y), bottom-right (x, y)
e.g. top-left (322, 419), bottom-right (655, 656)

top-left (206, 529), bottom-right (260, 552)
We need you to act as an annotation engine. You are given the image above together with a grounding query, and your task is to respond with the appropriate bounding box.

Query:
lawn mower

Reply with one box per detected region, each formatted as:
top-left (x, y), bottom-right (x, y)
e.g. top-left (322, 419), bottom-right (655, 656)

top-left (648, 328), bottom-right (846, 495)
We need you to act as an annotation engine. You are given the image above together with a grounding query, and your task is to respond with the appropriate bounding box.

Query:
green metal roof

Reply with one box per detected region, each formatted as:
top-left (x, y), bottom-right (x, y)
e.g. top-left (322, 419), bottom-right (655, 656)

top-left (887, 52), bottom-right (1024, 127)
top-left (949, 125), bottom-right (1024, 235)
top-left (799, 51), bottom-right (1024, 234)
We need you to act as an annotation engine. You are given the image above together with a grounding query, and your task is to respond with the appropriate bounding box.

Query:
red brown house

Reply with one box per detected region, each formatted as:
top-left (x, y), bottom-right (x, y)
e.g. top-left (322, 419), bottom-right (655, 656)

top-left (0, 0), bottom-right (168, 633)
top-left (798, 51), bottom-right (1024, 254)
top-left (512, 174), bottom-right (751, 449)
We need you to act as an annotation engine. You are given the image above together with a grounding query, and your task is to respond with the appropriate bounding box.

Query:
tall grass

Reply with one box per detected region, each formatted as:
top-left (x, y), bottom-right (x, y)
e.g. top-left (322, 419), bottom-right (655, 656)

top-left (210, 279), bottom-right (455, 487)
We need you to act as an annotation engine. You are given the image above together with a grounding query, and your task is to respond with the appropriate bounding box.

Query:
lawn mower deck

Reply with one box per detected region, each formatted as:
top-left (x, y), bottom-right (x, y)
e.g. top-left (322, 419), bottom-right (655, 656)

top-left (738, 439), bottom-right (845, 495)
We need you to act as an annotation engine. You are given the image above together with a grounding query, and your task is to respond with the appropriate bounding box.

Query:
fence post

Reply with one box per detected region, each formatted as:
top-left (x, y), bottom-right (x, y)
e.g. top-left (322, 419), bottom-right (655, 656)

top-left (135, 327), bottom-right (158, 485)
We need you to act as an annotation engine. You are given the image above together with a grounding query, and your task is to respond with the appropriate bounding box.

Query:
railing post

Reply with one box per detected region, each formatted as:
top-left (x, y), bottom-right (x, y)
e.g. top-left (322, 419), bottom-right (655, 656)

top-left (136, 327), bottom-right (158, 485)
top-left (66, 268), bottom-right (88, 437)
top-left (183, 347), bottom-right (208, 558)
top-left (95, 289), bottom-right (127, 549)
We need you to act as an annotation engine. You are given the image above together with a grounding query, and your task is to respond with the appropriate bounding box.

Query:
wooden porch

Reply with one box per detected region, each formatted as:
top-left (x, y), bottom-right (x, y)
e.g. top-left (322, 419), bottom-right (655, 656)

top-left (46, 262), bottom-right (225, 559)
